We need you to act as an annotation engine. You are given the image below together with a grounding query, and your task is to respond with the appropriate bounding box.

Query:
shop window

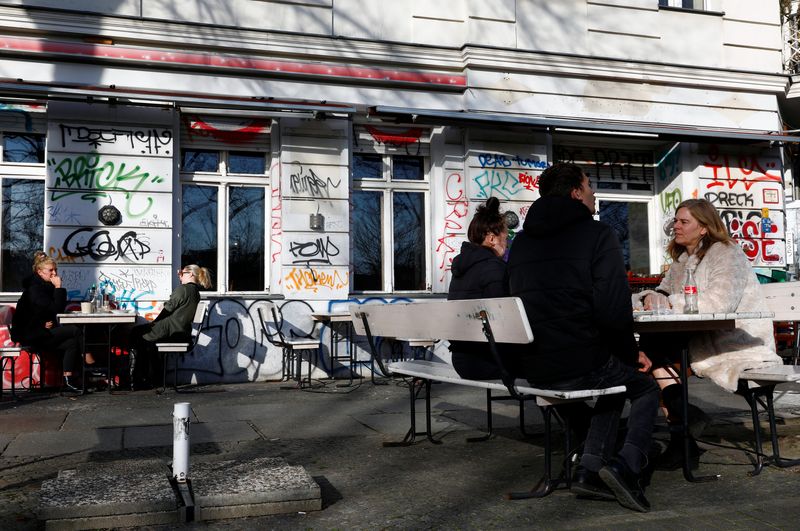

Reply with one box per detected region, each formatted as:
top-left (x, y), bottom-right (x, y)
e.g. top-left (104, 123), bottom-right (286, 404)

top-left (180, 148), bottom-right (270, 292)
top-left (351, 153), bottom-right (429, 292)
top-left (599, 200), bottom-right (651, 275)
top-left (3, 133), bottom-right (45, 163)
top-left (2, 178), bottom-right (44, 291)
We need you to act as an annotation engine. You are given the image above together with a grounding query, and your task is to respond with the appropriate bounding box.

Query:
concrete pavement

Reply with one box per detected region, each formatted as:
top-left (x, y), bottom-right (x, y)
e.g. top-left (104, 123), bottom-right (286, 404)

top-left (2, 376), bottom-right (800, 529)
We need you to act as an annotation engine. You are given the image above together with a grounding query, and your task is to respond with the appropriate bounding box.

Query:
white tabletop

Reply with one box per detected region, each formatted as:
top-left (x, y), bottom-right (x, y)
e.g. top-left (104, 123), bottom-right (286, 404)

top-left (57, 311), bottom-right (137, 325)
top-left (311, 312), bottom-right (352, 323)
top-left (633, 311), bottom-right (773, 333)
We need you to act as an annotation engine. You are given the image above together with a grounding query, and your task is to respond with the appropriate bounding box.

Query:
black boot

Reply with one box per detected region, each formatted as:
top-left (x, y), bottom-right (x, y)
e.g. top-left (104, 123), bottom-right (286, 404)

top-left (655, 426), bottom-right (702, 471)
top-left (61, 375), bottom-right (82, 395)
top-left (662, 384), bottom-right (710, 439)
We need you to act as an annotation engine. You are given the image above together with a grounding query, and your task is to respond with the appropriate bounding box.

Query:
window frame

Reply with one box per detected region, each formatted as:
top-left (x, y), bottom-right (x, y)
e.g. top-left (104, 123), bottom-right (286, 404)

top-left (0, 132), bottom-right (46, 293)
top-left (351, 151), bottom-right (432, 294)
top-left (179, 148), bottom-right (271, 294)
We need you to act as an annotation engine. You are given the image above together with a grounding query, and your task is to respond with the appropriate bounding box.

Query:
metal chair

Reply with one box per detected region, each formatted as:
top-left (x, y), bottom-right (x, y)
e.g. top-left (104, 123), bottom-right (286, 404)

top-left (155, 300), bottom-right (209, 392)
top-left (261, 303), bottom-right (320, 388)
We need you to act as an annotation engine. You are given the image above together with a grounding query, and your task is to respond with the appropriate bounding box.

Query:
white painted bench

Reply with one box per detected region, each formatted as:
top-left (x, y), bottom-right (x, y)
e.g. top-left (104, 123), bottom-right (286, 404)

top-left (350, 297), bottom-right (627, 498)
top-left (728, 282), bottom-right (800, 474)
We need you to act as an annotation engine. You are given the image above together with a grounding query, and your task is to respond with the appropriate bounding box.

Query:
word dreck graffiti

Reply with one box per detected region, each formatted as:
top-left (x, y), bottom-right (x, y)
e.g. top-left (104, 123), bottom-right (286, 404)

top-left (702, 147), bottom-right (781, 192)
top-left (58, 124), bottom-right (172, 155)
top-left (288, 162), bottom-right (342, 198)
top-left (288, 236), bottom-right (341, 266)
top-left (48, 154), bottom-right (167, 217)
top-left (61, 227), bottom-right (151, 262)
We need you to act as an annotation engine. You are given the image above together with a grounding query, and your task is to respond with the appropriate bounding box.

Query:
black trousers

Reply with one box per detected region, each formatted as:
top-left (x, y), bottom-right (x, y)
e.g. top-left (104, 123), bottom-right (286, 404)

top-left (32, 324), bottom-right (83, 374)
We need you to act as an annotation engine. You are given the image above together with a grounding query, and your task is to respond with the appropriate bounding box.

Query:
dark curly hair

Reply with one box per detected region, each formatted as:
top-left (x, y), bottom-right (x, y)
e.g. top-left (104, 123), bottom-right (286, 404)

top-left (467, 197), bottom-right (506, 244)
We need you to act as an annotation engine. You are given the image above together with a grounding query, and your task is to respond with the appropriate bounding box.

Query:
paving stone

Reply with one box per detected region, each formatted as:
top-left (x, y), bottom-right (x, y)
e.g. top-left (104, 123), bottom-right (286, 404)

top-left (3, 428), bottom-right (122, 457)
top-left (39, 459), bottom-right (175, 520)
top-left (250, 413), bottom-right (375, 439)
top-left (123, 420), bottom-right (259, 448)
top-left (192, 457), bottom-right (321, 520)
top-left (0, 410), bottom-right (67, 434)
top-left (60, 407), bottom-right (190, 431)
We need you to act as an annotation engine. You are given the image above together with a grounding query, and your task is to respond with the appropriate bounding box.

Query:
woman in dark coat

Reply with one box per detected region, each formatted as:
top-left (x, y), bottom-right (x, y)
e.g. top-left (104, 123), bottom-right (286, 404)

top-left (447, 197), bottom-right (521, 379)
top-left (11, 255), bottom-right (83, 393)
top-left (129, 264), bottom-right (212, 389)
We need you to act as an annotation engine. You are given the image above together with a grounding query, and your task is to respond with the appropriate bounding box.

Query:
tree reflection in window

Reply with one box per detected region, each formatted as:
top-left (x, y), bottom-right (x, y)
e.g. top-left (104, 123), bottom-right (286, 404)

top-left (599, 200), bottom-right (650, 274)
top-left (182, 150), bottom-right (219, 172)
top-left (181, 184), bottom-right (217, 286)
top-left (3, 134), bottom-right (45, 163)
top-left (229, 152), bottom-right (266, 174)
top-left (2, 179), bottom-right (43, 290)
top-left (228, 187), bottom-right (265, 290)
top-left (393, 192), bottom-right (425, 290)
top-left (352, 190), bottom-right (382, 290)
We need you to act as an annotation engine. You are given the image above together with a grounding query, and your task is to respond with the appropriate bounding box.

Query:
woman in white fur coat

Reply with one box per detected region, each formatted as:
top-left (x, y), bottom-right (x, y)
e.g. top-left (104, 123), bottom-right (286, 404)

top-left (633, 198), bottom-right (781, 469)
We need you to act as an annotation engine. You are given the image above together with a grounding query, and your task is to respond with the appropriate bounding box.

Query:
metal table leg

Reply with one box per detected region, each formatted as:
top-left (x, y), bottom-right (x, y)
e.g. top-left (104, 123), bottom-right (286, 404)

top-left (680, 345), bottom-right (719, 482)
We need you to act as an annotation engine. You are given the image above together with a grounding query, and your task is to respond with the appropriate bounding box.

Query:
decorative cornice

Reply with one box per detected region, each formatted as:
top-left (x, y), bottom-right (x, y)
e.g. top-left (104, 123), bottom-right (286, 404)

top-left (0, 5), bottom-right (788, 96)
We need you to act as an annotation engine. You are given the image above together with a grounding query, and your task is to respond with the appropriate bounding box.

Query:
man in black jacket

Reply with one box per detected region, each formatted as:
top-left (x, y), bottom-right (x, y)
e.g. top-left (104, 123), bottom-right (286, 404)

top-left (507, 162), bottom-right (658, 512)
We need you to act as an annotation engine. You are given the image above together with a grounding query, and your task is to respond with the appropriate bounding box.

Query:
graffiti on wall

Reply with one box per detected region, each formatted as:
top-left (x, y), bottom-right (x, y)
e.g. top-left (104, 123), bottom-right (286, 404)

top-left (555, 145), bottom-right (653, 185)
top-left (283, 267), bottom-right (349, 296)
top-left (46, 116), bottom-right (174, 305)
top-left (157, 296), bottom-right (427, 384)
top-left (57, 124), bottom-right (173, 155)
top-left (468, 151), bottom-right (545, 201)
top-left (435, 171), bottom-right (469, 283)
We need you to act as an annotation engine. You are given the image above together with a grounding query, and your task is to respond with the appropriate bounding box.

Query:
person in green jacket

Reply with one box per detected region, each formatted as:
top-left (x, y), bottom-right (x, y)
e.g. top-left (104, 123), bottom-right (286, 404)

top-left (129, 264), bottom-right (212, 390)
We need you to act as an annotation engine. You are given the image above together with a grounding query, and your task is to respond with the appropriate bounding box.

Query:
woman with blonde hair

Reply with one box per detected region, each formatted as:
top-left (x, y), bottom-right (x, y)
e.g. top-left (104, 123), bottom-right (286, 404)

top-left (128, 264), bottom-right (212, 390)
top-left (11, 254), bottom-right (83, 393)
top-left (633, 198), bottom-right (781, 469)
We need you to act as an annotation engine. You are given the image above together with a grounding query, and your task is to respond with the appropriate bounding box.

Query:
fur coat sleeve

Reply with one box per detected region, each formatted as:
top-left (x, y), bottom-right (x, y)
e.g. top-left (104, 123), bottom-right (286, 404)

top-left (633, 241), bottom-right (780, 392)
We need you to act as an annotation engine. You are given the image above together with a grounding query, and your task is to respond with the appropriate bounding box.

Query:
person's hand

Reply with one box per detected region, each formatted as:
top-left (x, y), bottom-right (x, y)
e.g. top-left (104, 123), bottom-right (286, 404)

top-left (637, 351), bottom-right (652, 373)
top-left (51, 273), bottom-right (62, 289)
top-left (44, 320), bottom-right (54, 329)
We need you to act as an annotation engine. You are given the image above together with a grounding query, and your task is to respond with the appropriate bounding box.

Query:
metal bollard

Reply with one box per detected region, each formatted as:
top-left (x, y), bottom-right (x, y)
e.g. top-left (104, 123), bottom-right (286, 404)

top-left (172, 402), bottom-right (191, 482)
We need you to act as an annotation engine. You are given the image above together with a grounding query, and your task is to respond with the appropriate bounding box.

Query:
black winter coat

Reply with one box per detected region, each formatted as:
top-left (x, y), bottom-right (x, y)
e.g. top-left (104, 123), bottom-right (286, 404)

top-left (11, 274), bottom-right (68, 345)
top-left (447, 242), bottom-right (521, 379)
top-left (507, 195), bottom-right (637, 385)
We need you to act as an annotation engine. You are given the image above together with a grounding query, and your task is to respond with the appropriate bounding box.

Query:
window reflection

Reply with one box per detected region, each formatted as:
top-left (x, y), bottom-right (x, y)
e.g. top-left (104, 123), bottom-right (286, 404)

top-left (353, 154), bottom-right (382, 179)
top-left (392, 156), bottom-right (423, 181)
top-left (181, 184), bottom-right (218, 286)
top-left (599, 200), bottom-right (650, 274)
top-left (393, 192), bottom-right (425, 290)
top-left (3, 134), bottom-right (45, 163)
top-left (229, 152), bottom-right (266, 174)
top-left (2, 179), bottom-right (44, 290)
top-left (182, 150), bottom-right (219, 172)
top-left (352, 190), bottom-right (383, 290)
top-left (228, 187), bottom-right (265, 290)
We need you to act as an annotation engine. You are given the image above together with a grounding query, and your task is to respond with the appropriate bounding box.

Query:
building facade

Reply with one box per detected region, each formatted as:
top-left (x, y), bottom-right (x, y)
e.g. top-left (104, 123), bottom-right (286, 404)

top-left (0, 0), bottom-right (795, 384)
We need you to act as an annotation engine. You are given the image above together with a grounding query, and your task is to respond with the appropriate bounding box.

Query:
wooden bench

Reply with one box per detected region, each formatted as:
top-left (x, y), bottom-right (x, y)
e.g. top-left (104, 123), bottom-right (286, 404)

top-left (350, 296), bottom-right (627, 498)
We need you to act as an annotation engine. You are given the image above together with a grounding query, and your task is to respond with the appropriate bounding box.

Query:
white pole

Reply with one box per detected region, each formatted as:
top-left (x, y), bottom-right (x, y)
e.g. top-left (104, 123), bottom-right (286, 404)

top-left (172, 402), bottom-right (191, 482)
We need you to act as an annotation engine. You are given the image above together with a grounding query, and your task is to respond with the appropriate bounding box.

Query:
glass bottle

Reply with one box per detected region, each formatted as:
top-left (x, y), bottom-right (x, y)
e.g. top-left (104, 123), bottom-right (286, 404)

top-left (683, 267), bottom-right (699, 314)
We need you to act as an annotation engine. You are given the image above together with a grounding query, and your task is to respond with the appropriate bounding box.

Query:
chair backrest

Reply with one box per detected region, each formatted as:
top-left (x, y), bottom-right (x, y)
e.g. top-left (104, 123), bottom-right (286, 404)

top-left (350, 297), bottom-right (534, 344)
top-left (761, 282), bottom-right (800, 321)
top-left (188, 300), bottom-right (209, 347)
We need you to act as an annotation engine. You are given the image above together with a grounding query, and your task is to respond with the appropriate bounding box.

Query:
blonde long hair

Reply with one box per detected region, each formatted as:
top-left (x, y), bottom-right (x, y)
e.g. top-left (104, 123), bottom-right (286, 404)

top-left (667, 199), bottom-right (733, 262)
top-left (182, 264), bottom-right (213, 289)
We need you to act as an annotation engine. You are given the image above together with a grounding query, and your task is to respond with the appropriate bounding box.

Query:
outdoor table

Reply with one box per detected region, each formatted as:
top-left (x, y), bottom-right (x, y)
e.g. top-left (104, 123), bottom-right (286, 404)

top-left (633, 310), bottom-right (773, 482)
top-left (311, 312), bottom-right (358, 386)
top-left (57, 310), bottom-right (137, 394)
